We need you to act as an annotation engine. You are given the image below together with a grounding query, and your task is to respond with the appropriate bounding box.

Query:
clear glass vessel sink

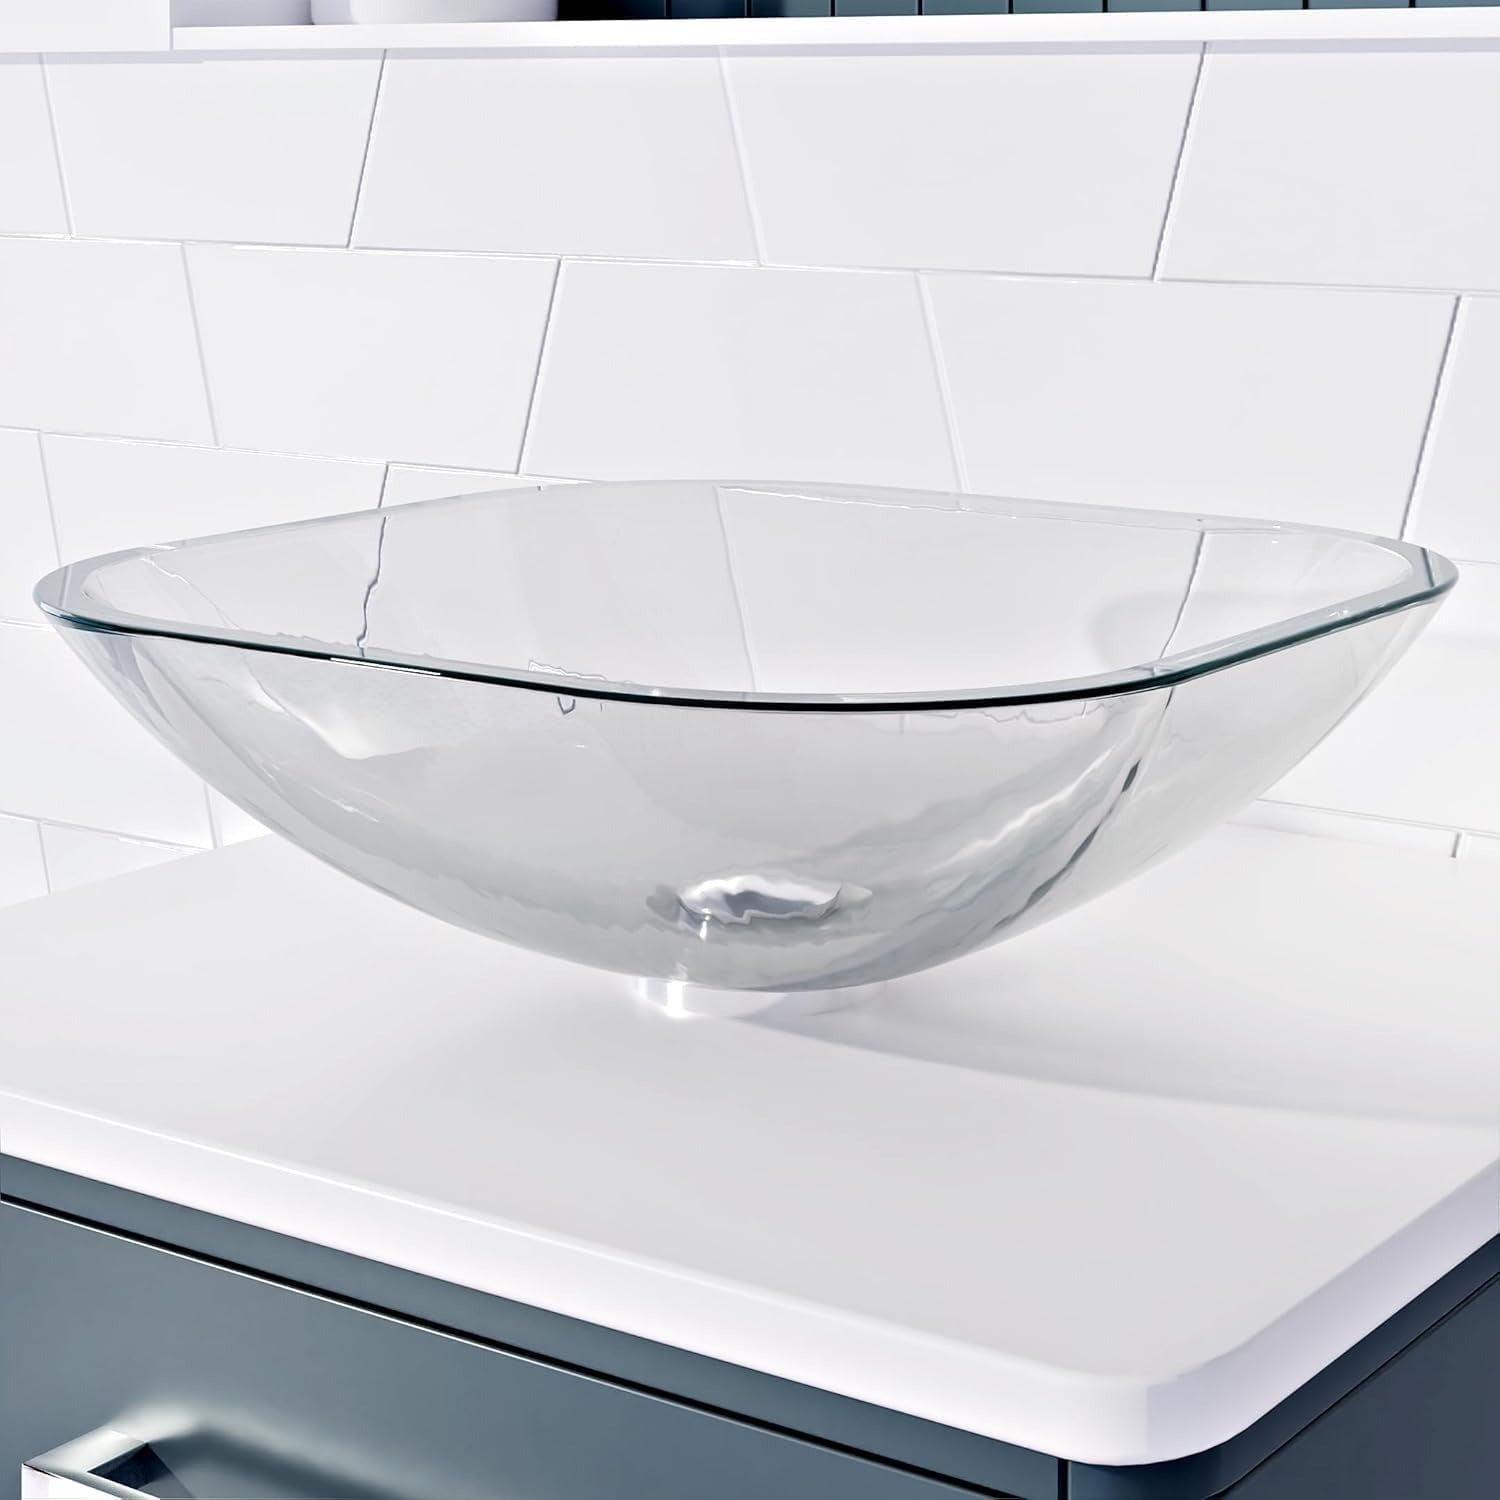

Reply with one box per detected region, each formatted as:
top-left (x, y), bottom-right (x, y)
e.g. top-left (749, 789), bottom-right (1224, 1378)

top-left (36, 481), bottom-right (1455, 1015)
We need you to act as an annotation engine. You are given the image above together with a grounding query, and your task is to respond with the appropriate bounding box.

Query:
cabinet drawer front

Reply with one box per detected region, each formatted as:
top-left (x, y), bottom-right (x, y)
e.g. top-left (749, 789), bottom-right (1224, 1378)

top-left (0, 1203), bottom-right (993, 1500)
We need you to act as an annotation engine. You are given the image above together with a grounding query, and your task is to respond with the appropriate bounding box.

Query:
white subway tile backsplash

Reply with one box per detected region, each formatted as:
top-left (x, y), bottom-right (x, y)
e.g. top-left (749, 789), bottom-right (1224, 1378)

top-left (926, 276), bottom-right (1450, 526)
top-left (187, 246), bottom-right (556, 468)
top-left (40, 822), bottom-right (196, 893)
top-left (0, 58), bottom-right (68, 235)
top-left (0, 429), bottom-right (57, 623)
top-left (0, 622), bottom-right (214, 845)
top-left (1270, 563), bottom-right (1500, 836)
top-left (0, 42), bottom-right (1498, 878)
top-left (0, 239), bottom-right (213, 443)
top-left (356, 56), bottom-right (755, 263)
top-left (1409, 297), bottom-right (1500, 565)
top-left (526, 262), bottom-right (954, 488)
top-left (1165, 47), bottom-right (1500, 292)
top-left (0, 813), bottom-right (47, 909)
top-left (46, 54), bottom-right (382, 246)
top-left (727, 50), bottom-right (1198, 277)
top-left (382, 465), bottom-right (553, 506)
top-left (44, 436), bottom-right (384, 561)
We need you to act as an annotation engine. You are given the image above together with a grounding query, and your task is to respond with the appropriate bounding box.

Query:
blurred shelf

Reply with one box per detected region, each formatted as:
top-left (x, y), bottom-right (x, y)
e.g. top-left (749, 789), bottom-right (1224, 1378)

top-left (171, 7), bottom-right (1500, 52)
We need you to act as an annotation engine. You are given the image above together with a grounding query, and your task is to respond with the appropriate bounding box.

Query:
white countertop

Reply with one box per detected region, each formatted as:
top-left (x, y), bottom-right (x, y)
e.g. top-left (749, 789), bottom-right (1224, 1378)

top-left (0, 825), bottom-right (1496, 1466)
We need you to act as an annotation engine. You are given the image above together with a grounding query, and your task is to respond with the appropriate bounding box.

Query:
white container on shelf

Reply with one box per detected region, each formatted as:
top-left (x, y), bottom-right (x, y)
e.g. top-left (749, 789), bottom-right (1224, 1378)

top-left (312, 0), bottom-right (557, 20)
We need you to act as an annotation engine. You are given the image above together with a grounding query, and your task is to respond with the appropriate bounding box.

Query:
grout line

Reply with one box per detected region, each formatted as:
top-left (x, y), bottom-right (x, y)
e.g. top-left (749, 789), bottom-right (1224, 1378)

top-left (0, 807), bottom-right (205, 851)
top-left (36, 61), bottom-right (76, 239)
top-left (31, 433), bottom-right (66, 573)
top-left (515, 260), bottom-right (565, 475)
top-left (31, 818), bottom-right (53, 896)
top-left (178, 243), bottom-right (223, 447)
top-left (355, 512), bottom-right (390, 656)
top-left (1400, 294), bottom-right (1463, 542)
top-left (717, 48), bottom-right (770, 266)
top-left (0, 225), bottom-right (1494, 301)
top-left (1150, 43), bottom-right (1207, 281)
top-left (1159, 530), bottom-right (1208, 655)
top-left (202, 784), bottom-right (223, 850)
top-left (1253, 798), bottom-right (1469, 841)
top-left (915, 273), bottom-right (970, 493)
top-left (2, 423), bottom-right (595, 482)
top-left (345, 51), bottom-right (389, 250)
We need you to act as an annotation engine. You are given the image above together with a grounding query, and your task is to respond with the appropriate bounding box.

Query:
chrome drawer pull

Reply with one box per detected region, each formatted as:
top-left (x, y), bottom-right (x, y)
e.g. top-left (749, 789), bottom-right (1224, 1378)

top-left (22, 1428), bottom-right (169, 1499)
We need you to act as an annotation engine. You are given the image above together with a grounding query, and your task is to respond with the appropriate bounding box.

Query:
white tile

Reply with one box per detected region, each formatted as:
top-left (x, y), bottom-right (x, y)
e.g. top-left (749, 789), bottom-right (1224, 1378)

top-left (1462, 833), bottom-right (1500, 864)
top-left (719, 488), bottom-right (1197, 695)
top-left (926, 276), bottom-right (1450, 528)
top-left (0, 0), bottom-right (166, 52)
top-left (356, 55), bottom-right (754, 263)
top-left (0, 239), bottom-right (213, 444)
top-left (728, 50), bottom-right (1197, 277)
top-left (44, 436), bottom-right (384, 562)
top-left (188, 246), bottom-right (555, 468)
top-left (526, 262), bottom-right (954, 488)
top-left (1410, 298), bottom-right (1500, 566)
top-left (40, 822), bottom-right (197, 893)
top-left (1230, 802), bottom-right (1456, 858)
top-left (1270, 564), bottom-right (1500, 836)
top-left (1166, 47), bottom-right (1500, 292)
top-left (0, 622), bottom-right (214, 845)
top-left (382, 465), bottom-right (556, 506)
top-left (47, 53), bottom-right (381, 246)
top-left (0, 813), bottom-right (47, 908)
top-left (0, 57), bottom-right (68, 234)
top-left (0, 429), bottom-right (57, 623)
top-left (207, 789), bottom-right (267, 847)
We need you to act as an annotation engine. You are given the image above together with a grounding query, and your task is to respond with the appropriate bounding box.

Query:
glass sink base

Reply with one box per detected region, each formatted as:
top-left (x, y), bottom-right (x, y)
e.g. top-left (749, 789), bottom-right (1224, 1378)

top-left (631, 977), bottom-right (884, 1021)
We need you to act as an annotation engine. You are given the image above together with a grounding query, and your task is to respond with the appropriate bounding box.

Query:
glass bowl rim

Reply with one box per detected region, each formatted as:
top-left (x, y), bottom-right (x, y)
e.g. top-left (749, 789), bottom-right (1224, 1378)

top-left (33, 480), bottom-right (1458, 714)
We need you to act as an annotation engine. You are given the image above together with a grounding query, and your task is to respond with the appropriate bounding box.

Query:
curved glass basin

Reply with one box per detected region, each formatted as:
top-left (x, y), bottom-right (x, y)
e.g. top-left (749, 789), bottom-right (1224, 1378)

top-left (36, 480), bottom-right (1455, 1011)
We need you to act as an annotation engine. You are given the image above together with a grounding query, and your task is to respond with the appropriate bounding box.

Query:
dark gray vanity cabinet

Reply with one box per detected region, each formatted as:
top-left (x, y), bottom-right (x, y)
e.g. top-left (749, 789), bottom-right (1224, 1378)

top-left (2, 1158), bottom-right (1497, 1500)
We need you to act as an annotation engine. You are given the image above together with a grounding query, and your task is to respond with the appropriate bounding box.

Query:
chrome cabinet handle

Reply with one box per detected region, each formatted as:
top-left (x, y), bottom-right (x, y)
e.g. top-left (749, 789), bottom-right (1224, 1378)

top-left (22, 1428), bottom-right (166, 1499)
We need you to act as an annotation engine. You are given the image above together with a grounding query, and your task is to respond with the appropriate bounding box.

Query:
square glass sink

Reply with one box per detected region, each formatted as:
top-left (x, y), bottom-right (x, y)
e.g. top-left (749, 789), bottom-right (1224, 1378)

top-left (35, 480), bottom-right (1455, 1015)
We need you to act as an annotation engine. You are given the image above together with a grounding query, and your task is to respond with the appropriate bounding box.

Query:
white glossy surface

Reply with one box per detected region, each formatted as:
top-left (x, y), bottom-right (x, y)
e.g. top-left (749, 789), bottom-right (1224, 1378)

top-left (526, 262), bottom-right (954, 486)
top-left (46, 53), bottom-right (382, 246)
top-left (0, 625), bottom-right (213, 846)
top-left (1166, 47), bottom-right (1500, 292)
top-left (1, 826), bottom-right (1495, 1465)
top-left (0, 239), bottom-right (212, 444)
top-left (356, 56), bottom-right (754, 262)
top-left (43, 435), bottom-right (384, 560)
top-left (1411, 297), bottom-right (1500, 565)
top-left (186, 245), bottom-right (556, 467)
top-left (926, 275), bottom-right (1451, 521)
top-left (0, 59), bottom-right (68, 234)
top-left (0, 430), bottom-right (56, 624)
top-left (0, 0), bottom-right (165, 54)
top-left (727, 50), bottom-right (1197, 276)
top-left (1272, 562), bottom-right (1500, 835)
